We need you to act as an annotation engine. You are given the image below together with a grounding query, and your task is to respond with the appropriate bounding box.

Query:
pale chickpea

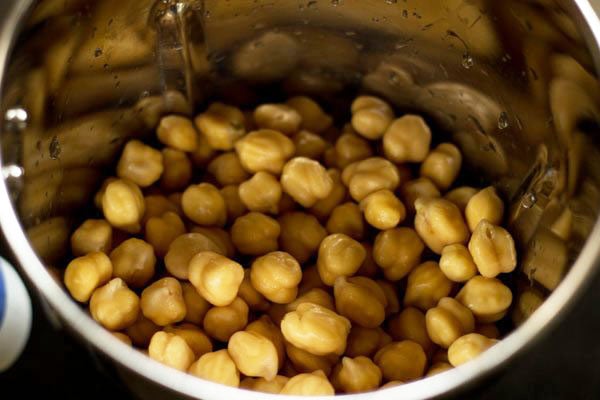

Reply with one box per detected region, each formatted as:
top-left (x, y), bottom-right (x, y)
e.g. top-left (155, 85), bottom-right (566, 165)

top-left (240, 376), bottom-right (289, 394)
top-left (388, 308), bottom-right (434, 355)
top-left (164, 323), bottom-right (213, 358)
top-left (64, 251), bottom-right (112, 302)
top-left (420, 143), bottom-right (462, 190)
top-left (181, 282), bottom-right (211, 325)
top-left (189, 349), bottom-right (240, 387)
top-left (334, 132), bottom-right (374, 169)
top-left (281, 157), bottom-right (334, 207)
top-left (400, 178), bottom-right (441, 214)
top-left (383, 115), bottom-right (432, 163)
top-left (110, 238), bottom-right (156, 288)
top-left (414, 197), bottom-right (469, 254)
top-left (342, 157), bottom-right (400, 201)
top-left (439, 244), bottom-right (478, 283)
top-left (70, 219), bottom-right (112, 257)
top-left (148, 331), bottom-right (195, 372)
top-left (377, 280), bottom-right (400, 316)
top-left (203, 297), bottom-right (249, 341)
top-left (116, 140), bottom-right (164, 187)
top-left (476, 324), bottom-right (501, 339)
top-left (90, 278), bottom-right (139, 330)
top-left (251, 251), bottom-right (302, 304)
top-left (309, 169), bottom-right (348, 221)
top-left (254, 103), bottom-right (302, 135)
top-left (374, 341), bottom-right (427, 382)
top-left (182, 183), bottom-right (227, 227)
top-left (331, 356), bottom-right (382, 393)
top-left (126, 314), bottom-right (160, 347)
top-left (231, 212), bottom-right (280, 255)
top-left (190, 132), bottom-right (216, 166)
top-left (356, 243), bottom-right (379, 278)
top-left (465, 187), bottom-right (505, 232)
top-left (456, 276), bottom-right (513, 323)
top-left (234, 129), bottom-right (295, 174)
top-left (102, 179), bottom-right (145, 233)
top-left (404, 261), bottom-right (453, 311)
top-left (157, 115), bottom-right (198, 152)
top-left (280, 370), bottom-right (335, 396)
top-left (345, 326), bottom-right (390, 358)
top-left (238, 269), bottom-right (270, 311)
top-left (112, 332), bottom-right (132, 346)
top-left (360, 189), bottom-right (406, 230)
top-left (228, 330), bottom-right (279, 380)
top-left (293, 130), bottom-right (327, 159)
top-left (190, 226), bottom-right (235, 258)
top-left (246, 315), bottom-right (286, 367)
top-left (145, 211), bottom-right (186, 258)
top-left (164, 233), bottom-right (223, 279)
top-left (326, 202), bottom-right (365, 240)
top-left (447, 333), bottom-right (498, 367)
top-left (287, 96), bottom-right (333, 133)
top-left (143, 195), bottom-right (180, 225)
top-left (161, 148), bottom-right (192, 192)
top-left (317, 233), bottom-right (366, 286)
top-left (220, 185), bottom-right (248, 222)
top-left (468, 220), bottom-right (517, 278)
top-left (239, 172), bottom-right (282, 214)
top-left (426, 297), bottom-right (475, 348)
top-left (351, 96), bottom-right (394, 140)
top-left (444, 186), bottom-right (478, 213)
top-left (334, 276), bottom-right (387, 328)
top-left (373, 228), bottom-right (424, 281)
top-left (194, 102), bottom-right (246, 151)
top-left (188, 251), bottom-right (244, 306)
top-left (140, 277), bottom-right (187, 326)
top-left (278, 212), bottom-right (327, 264)
top-left (426, 362), bottom-right (453, 377)
top-left (207, 152), bottom-right (250, 186)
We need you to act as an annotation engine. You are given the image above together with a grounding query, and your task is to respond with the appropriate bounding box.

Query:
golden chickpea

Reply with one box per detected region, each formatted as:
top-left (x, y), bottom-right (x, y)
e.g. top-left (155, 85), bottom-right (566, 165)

top-left (342, 157), bottom-right (400, 202)
top-left (140, 278), bottom-right (187, 326)
top-left (426, 297), bottom-right (475, 348)
top-left (234, 129), bottom-right (295, 174)
top-left (181, 282), bottom-right (211, 325)
top-left (281, 302), bottom-right (351, 356)
top-left (228, 330), bottom-right (279, 380)
top-left (439, 244), bottom-right (478, 283)
top-left (90, 278), bottom-right (139, 330)
top-left (240, 376), bottom-right (289, 393)
top-left (189, 349), bottom-right (240, 387)
top-left (334, 276), bottom-right (386, 328)
top-left (400, 177), bottom-right (441, 214)
top-left (285, 341), bottom-right (338, 375)
top-left (426, 362), bottom-right (453, 376)
top-left (414, 197), bottom-right (469, 254)
top-left (512, 287), bottom-right (544, 326)
top-left (64, 251), bottom-right (112, 302)
top-left (160, 148), bottom-right (192, 192)
top-left (468, 220), bottom-right (517, 278)
top-left (287, 288), bottom-right (335, 314)
top-left (465, 187), bottom-right (504, 232)
top-left (377, 280), bottom-right (400, 316)
top-left (251, 251), bottom-right (302, 304)
top-left (231, 212), bottom-right (280, 255)
top-left (383, 115), bottom-right (432, 163)
top-left (317, 233), bottom-right (366, 286)
top-left (110, 238), bottom-right (156, 288)
top-left (70, 219), bottom-right (112, 257)
top-left (309, 169), bottom-right (348, 221)
top-left (190, 132), bottom-right (216, 166)
top-left (164, 323), bottom-right (213, 358)
top-left (112, 332), bottom-right (132, 346)
top-left (444, 186), bottom-right (477, 213)
top-left (281, 157), bottom-right (333, 207)
top-left (360, 190), bottom-right (406, 230)
top-left (126, 314), bottom-right (160, 347)
top-left (203, 297), bottom-right (249, 341)
top-left (246, 315), bottom-right (286, 367)
top-left (374, 341), bottom-right (427, 382)
top-left (238, 269), bottom-right (270, 311)
top-left (102, 179), bottom-right (145, 233)
top-left (448, 333), bottom-right (498, 367)
top-left (148, 331), bottom-right (196, 372)
top-left (254, 103), bottom-right (302, 135)
top-left (280, 370), bottom-right (335, 396)
top-left (239, 172), bottom-right (282, 214)
top-left (420, 143), bottom-right (462, 190)
top-left (182, 183), bottom-right (227, 227)
top-left (331, 356), bottom-right (382, 393)
top-left (116, 140), bottom-right (164, 187)
top-left (207, 152), bottom-right (250, 186)
top-left (143, 195), bottom-right (180, 225)
top-left (351, 95), bottom-right (394, 140)
top-left (326, 202), bottom-right (365, 240)
top-left (145, 211), bottom-right (186, 258)
top-left (476, 324), bottom-right (501, 339)
top-left (293, 130), bottom-right (327, 159)
top-left (220, 185), bottom-right (248, 222)
top-left (94, 177), bottom-right (117, 210)
top-left (157, 115), bottom-right (198, 152)
top-left (373, 228), bottom-right (424, 281)
top-left (287, 96), bottom-right (333, 133)
top-left (278, 212), bottom-right (327, 264)
top-left (404, 261), bottom-right (453, 311)
top-left (345, 326), bottom-right (390, 358)
top-left (188, 251), bottom-right (244, 307)
top-left (388, 308), bottom-right (434, 355)
top-left (194, 102), bottom-right (246, 151)
top-left (164, 233), bottom-right (223, 279)
top-left (456, 276), bottom-right (512, 323)
top-left (334, 132), bottom-right (374, 169)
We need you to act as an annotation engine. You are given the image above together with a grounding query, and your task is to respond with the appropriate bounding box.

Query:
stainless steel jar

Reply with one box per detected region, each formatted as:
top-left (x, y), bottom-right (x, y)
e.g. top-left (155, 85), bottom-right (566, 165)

top-left (1, 0), bottom-right (600, 399)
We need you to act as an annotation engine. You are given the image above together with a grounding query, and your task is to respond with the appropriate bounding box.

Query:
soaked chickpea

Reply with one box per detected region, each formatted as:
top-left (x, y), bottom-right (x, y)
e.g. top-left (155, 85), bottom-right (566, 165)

top-left (251, 251), bottom-right (302, 304)
top-left (465, 187), bottom-right (504, 232)
top-left (145, 211), bottom-right (186, 258)
top-left (439, 244), bottom-right (478, 283)
top-left (194, 102), bottom-right (246, 151)
top-left (360, 190), bottom-right (406, 230)
top-left (444, 186), bottom-right (478, 213)
top-left (190, 227), bottom-right (235, 258)
top-left (164, 323), bottom-right (213, 358)
top-left (190, 133), bottom-right (216, 166)
top-left (426, 362), bottom-right (453, 377)
top-left (182, 183), bottom-right (227, 227)
top-left (161, 148), bottom-right (192, 192)
top-left (404, 261), bottom-right (453, 311)
top-left (281, 157), bottom-right (333, 207)
top-left (181, 282), bottom-right (211, 325)
top-left (374, 341), bottom-right (427, 382)
top-left (383, 115), bottom-right (432, 163)
top-left (157, 115), bottom-right (198, 152)
top-left (240, 376), bottom-right (289, 393)
top-left (335, 132), bottom-right (374, 169)
top-left (64, 251), bottom-right (112, 303)
top-left (400, 178), bottom-right (441, 214)
top-left (164, 233), bottom-right (223, 279)
top-left (426, 297), bottom-right (475, 348)
top-left (414, 197), bottom-right (469, 254)
top-left (345, 326), bottom-right (390, 358)
top-left (239, 172), bottom-right (282, 214)
top-left (280, 370), bottom-right (335, 396)
top-left (203, 297), bottom-right (249, 341)
top-left (373, 228), bottom-right (424, 281)
top-left (293, 130), bottom-right (327, 159)
top-left (94, 177), bottom-right (117, 210)
top-left (140, 278), bottom-right (187, 326)
top-left (189, 251), bottom-right (244, 306)
top-left (334, 276), bottom-right (387, 328)
top-left (231, 212), bottom-right (280, 255)
top-left (287, 96), bottom-right (333, 133)
top-left (149, 331), bottom-right (196, 372)
top-left (102, 179), bottom-right (145, 233)
top-left (331, 356), bottom-right (382, 393)
top-left (309, 169), bottom-right (347, 221)
top-left (238, 270), bottom-right (270, 311)
top-left (317, 233), bottom-right (366, 286)
top-left (351, 96), bottom-right (394, 140)
top-left (90, 278), bottom-right (139, 330)
top-left (278, 212), bottom-right (327, 264)
top-left (189, 349), bottom-right (240, 387)
top-left (448, 333), bottom-right (498, 367)
top-left (234, 129), bottom-right (295, 174)
top-left (110, 238), bottom-right (156, 288)
top-left (326, 202), bottom-right (365, 240)
top-left (116, 140), bottom-right (164, 187)
top-left (286, 288), bottom-right (335, 313)
top-left (254, 103), bottom-right (302, 135)
top-left (220, 185), bottom-right (248, 222)
top-left (207, 152), bottom-right (250, 186)
top-left (468, 220), bottom-right (517, 278)
top-left (420, 143), bottom-right (462, 190)
top-left (228, 330), bottom-right (279, 380)
top-left (377, 280), bottom-right (400, 316)
top-left (71, 219), bottom-right (112, 257)
top-left (456, 276), bottom-right (512, 323)
top-left (388, 308), bottom-right (434, 355)
top-left (126, 314), bottom-right (160, 347)
top-left (143, 195), bottom-right (180, 224)
top-left (246, 315), bottom-right (286, 367)
top-left (342, 157), bottom-right (400, 202)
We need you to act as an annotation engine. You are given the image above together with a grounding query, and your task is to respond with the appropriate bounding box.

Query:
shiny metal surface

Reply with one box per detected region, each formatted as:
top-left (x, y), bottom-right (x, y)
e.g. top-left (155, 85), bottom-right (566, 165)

top-left (1, 0), bottom-right (600, 399)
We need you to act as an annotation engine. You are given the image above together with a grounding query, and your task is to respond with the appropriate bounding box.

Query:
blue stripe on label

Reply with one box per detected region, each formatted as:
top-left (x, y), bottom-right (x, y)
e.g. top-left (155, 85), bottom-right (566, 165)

top-left (0, 264), bottom-right (5, 326)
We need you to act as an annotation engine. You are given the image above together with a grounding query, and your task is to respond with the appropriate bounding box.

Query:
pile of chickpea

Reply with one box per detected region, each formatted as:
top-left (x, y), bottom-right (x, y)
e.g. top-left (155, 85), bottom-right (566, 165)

top-left (63, 95), bottom-right (517, 395)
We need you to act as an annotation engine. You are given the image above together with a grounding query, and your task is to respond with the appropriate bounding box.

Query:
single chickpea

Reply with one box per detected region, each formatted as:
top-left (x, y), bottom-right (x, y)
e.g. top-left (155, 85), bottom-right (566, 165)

top-left (160, 148), bottom-right (192, 192)
top-left (182, 183), bottom-right (227, 227)
top-left (342, 157), bottom-right (400, 202)
top-left (317, 233), bottom-right (366, 286)
top-left (404, 261), bottom-right (453, 311)
top-left (238, 269), bottom-right (270, 311)
top-left (251, 251), bottom-right (302, 304)
top-left (164, 323), bottom-right (213, 358)
top-left (476, 324), bottom-right (501, 339)
top-left (383, 115), bottom-right (432, 163)
top-left (326, 202), bottom-right (365, 240)
top-left (70, 219), bottom-right (112, 257)
top-left (157, 115), bottom-right (198, 152)
top-left (278, 212), bottom-right (327, 264)
top-left (334, 276), bottom-right (387, 328)
top-left (234, 129), bottom-right (295, 174)
top-left (110, 238), bottom-right (156, 288)
top-left (444, 186), bottom-right (477, 213)
top-left (188, 251), bottom-right (244, 307)
top-left (220, 185), bottom-right (248, 222)
top-left (145, 211), bottom-right (186, 258)
top-left (126, 314), bottom-right (160, 347)
top-left (148, 331), bottom-right (196, 372)
top-left (388, 308), bottom-right (434, 355)
top-left (140, 278), bottom-right (187, 326)
top-left (512, 287), bottom-right (545, 326)
top-left (167, 192), bottom-right (184, 214)
top-left (345, 326), bottom-right (389, 358)
top-left (112, 332), bottom-right (132, 346)
top-left (420, 143), bottom-right (462, 190)
top-left (94, 177), bottom-right (117, 210)
top-left (231, 212), bottom-right (280, 255)
top-left (331, 356), bottom-right (382, 393)
top-left (356, 243), bottom-right (379, 278)
top-left (64, 252), bottom-right (112, 302)
top-left (280, 371), bottom-right (335, 396)
top-left (194, 102), bottom-right (246, 151)
top-left (426, 362), bottom-right (453, 377)
top-left (298, 264), bottom-right (326, 294)
top-left (414, 197), bottom-right (469, 254)
top-left (377, 280), bottom-right (400, 316)
top-left (334, 132), bottom-right (374, 169)
top-left (189, 349), bottom-right (240, 387)
top-left (373, 228), bottom-right (424, 281)
top-left (239, 172), bottom-right (282, 214)
top-left (191, 226), bottom-right (235, 259)
top-left (116, 140), bottom-right (164, 187)
top-left (228, 330), bottom-right (279, 380)
top-left (468, 220), bottom-right (517, 278)
top-left (374, 341), bottom-right (427, 382)
top-left (400, 178), bottom-right (441, 214)
top-left (281, 302), bottom-right (351, 356)
top-left (90, 278), bottom-right (139, 330)
top-left (281, 157), bottom-right (333, 207)
top-left (190, 132), bottom-right (216, 166)
top-left (164, 233), bottom-right (223, 279)
top-left (142, 195), bottom-right (179, 225)
top-left (360, 190), bottom-right (406, 230)
top-left (287, 288), bottom-right (335, 314)
top-left (203, 297), bottom-right (249, 342)
top-left (207, 152), bottom-right (250, 186)
top-left (285, 341), bottom-right (339, 375)
top-left (465, 187), bottom-right (505, 232)
top-left (246, 315), bottom-right (286, 367)
top-left (309, 169), bottom-right (348, 221)
top-left (287, 96), bottom-right (333, 133)
top-left (351, 95), bottom-right (394, 140)
top-left (254, 103), bottom-right (302, 135)
top-left (181, 282), bottom-right (211, 325)
top-left (240, 376), bottom-right (289, 393)
top-left (447, 333), bottom-right (498, 367)
top-left (456, 276), bottom-right (513, 323)
top-left (426, 297), bottom-right (475, 348)
top-left (293, 130), bottom-right (327, 159)
top-left (439, 244), bottom-right (478, 283)
top-left (102, 179), bottom-right (145, 233)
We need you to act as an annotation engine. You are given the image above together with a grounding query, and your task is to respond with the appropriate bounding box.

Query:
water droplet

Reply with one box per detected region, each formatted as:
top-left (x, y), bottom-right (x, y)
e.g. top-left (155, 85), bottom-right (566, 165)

top-left (94, 48), bottom-right (103, 57)
top-left (462, 52), bottom-right (474, 69)
top-left (522, 192), bottom-right (537, 209)
top-left (49, 136), bottom-right (61, 160)
top-left (385, 0), bottom-right (398, 4)
top-left (498, 111), bottom-right (509, 130)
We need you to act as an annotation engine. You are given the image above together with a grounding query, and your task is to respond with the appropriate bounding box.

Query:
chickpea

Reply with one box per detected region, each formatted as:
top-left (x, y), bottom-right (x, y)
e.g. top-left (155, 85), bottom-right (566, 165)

top-left (126, 314), bottom-right (160, 347)
top-left (220, 185), bottom-right (248, 222)
top-left (468, 220), bottom-right (517, 278)
top-left (476, 324), bottom-right (501, 339)
top-left (64, 252), bottom-right (112, 302)
top-left (238, 269), bottom-right (270, 311)
top-left (426, 297), bottom-right (475, 348)
top-left (360, 190), bottom-right (406, 230)
top-left (447, 333), bottom-right (498, 367)
top-left (102, 179), bottom-right (145, 233)
top-left (94, 177), bottom-right (117, 209)
top-left (164, 323), bottom-right (213, 358)
top-left (465, 187), bottom-right (504, 232)
top-left (356, 243), bottom-right (379, 278)
top-left (188, 251), bottom-right (244, 307)
top-left (281, 302), bottom-right (351, 356)
top-left (286, 96), bottom-right (333, 133)
top-left (414, 197), bottom-right (469, 254)
top-left (342, 157), bottom-right (400, 202)
top-left (373, 228), bottom-right (424, 281)
top-left (334, 132), bottom-right (374, 169)
top-left (240, 376), bottom-right (289, 393)
top-left (388, 308), bottom-right (434, 355)
top-left (234, 129), bottom-right (295, 174)
top-left (278, 192), bottom-right (297, 214)
top-left (278, 212), bottom-right (327, 264)
top-left (251, 251), bottom-right (302, 304)
top-left (377, 280), bottom-right (400, 316)
top-left (140, 278), bottom-right (187, 326)
top-left (145, 211), bottom-right (186, 258)
top-left (400, 178), bottom-right (441, 214)
top-left (439, 244), bottom-right (478, 283)
top-left (331, 356), bottom-right (382, 393)
top-left (191, 227), bottom-right (235, 258)
top-left (143, 195), bottom-right (180, 225)
top-left (383, 115), bottom-right (432, 163)
top-left (164, 233), bottom-right (223, 279)
top-left (116, 140), bottom-right (164, 187)
top-left (194, 102), bottom-right (246, 151)
top-left (181, 282), bottom-right (211, 325)
top-left (309, 169), bottom-right (348, 221)
top-left (326, 202), bottom-right (365, 240)
top-left (190, 132), bottom-right (216, 166)
top-left (148, 331), bottom-right (196, 372)
top-left (323, 147), bottom-right (339, 169)
top-left (334, 276), bottom-right (386, 328)
top-left (239, 172), bottom-right (282, 214)
top-left (280, 370), bottom-right (335, 396)
top-left (404, 261), bottom-right (453, 311)
top-left (293, 130), bottom-right (327, 159)
top-left (189, 349), bottom-right (240, 387)
top-left (317, 233), bottom-right (366, 286)
top-left (161, 148), bottom-right (192, 192)
top-left (512, 287), bottom-right (544, 326)
top-left (112, 332), bottom-right (132, 346)
top-left (456, 276), bottom-right (512, 323)
top-left (345, 326), bottom-right (390, 357)
top-left (351, 96), bottom-right (394, 140)
top-left (246, 315), bottom-right (286, 367)
top-left (281, 157), bottom-right (333, 207)
top-left (228, 330), bottom-right (279, 380)
top-left (420, 143), bottom-right (462, 190)
top-left (182, 183), bottom-right (227, 227)
top-left (203, 297), bottom-right (249, 341)
top-left (285, 340), bottom-right (338, 375)
top-left (157, 115), bottom-right (198, 152)
top-left (207, 152), bottom-right (250, 186)
top-left (90, 278), bottom-right (139, 330)
top-left (444, 186), bottom-right (477, 213)
top-left (109, 238), bottom-right (156, 288)
top-left (299, 264), bottom-right (326, 294)
top-left (287, 288), bottom-right (335, 314)
top-left (254, 103), bottom-right (302, 135)
top-left (70, 219), bottom-right (112, 257)
top-left (231, 212), bottom-right (280, 255)
top-left (167, 192), bottom-right (184, 214)
top-left (374, 341), bottom-right (427, 382)
top-left (426, 362), bottom-right (453, 377)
